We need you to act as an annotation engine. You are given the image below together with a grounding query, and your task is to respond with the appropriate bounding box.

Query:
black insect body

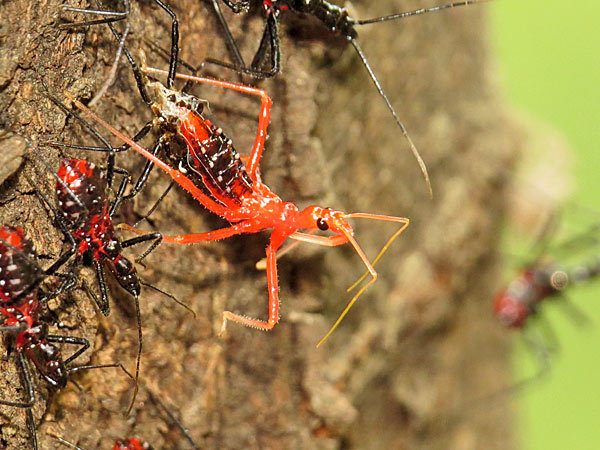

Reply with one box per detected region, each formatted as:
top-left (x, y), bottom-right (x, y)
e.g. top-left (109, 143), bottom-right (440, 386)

top-left (0, 224), bottom-right (129, 450)
top-left (55, 158), bottom-right (147, 312)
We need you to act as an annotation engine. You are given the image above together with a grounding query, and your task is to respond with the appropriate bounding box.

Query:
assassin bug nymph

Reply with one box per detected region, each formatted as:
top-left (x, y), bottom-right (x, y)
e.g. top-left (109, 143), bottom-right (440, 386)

top-left (209, 0), bottom-right (494, 197)
top-left (493, 218), bottom-right (600, 330)
top-left (0, 225), bottom-right (133, 450)
top-left (26, 136), bottom-right (193, 412)
top-left (484, 220), bottom-right (600, 396)
top-left (65, 67), bottom-right (410, 347)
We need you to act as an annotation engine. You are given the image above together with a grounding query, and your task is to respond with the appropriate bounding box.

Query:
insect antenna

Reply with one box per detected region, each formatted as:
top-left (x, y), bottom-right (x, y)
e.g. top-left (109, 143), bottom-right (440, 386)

top-left (345, 215), bottom-right (411, 293)
top-left (124, 292), bottom-right (143, 416)
top-left (139, 280), bottom-right (196, 318)
top-left (354, 0), bottom-right (493, 26)
top-left (146, 387), bottom-right (201, 449)
top-left (58, 4), bottom-right (129, 29)
top-left (349, 38), bottom-right (432, 198)
top-left (42, 83), bottom-right (119, 187)
top-left (348, 1), bottom-right (493, 197)
top-left (49, 434), bottom-right (83, 450)
top-left (289, 213), bottom-right (409, 347)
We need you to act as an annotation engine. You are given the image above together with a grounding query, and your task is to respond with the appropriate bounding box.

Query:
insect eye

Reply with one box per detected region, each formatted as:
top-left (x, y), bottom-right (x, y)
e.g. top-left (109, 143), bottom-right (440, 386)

top-left (317, 218), bottom-right (329, 231)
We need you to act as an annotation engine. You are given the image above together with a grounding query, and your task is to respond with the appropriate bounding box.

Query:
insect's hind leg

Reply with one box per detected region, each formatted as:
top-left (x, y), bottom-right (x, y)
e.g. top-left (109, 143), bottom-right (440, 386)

top-left (204, 11), bottom-right (280, 79)
top-left (220, 240), bottom-right (280, 334)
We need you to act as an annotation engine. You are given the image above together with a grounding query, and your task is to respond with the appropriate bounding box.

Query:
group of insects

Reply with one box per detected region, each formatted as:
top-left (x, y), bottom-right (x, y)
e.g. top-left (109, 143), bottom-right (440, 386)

top-left (0, 0), bottom-right (593, 448)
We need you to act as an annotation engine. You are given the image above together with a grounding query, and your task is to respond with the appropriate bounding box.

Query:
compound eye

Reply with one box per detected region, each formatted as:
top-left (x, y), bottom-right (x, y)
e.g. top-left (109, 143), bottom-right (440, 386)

top-left (317, 218), bottom-right (329, 231)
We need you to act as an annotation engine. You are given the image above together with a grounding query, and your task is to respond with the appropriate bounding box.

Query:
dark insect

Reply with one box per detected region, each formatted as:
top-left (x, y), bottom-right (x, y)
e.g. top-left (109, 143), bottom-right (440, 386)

top-left (0, 225), bottom-right (131, 450)
top-left (208, 0), bottom-right (494, 196)
top-left (494, 255), bottom-right (598, 328)
top-left (490, 221), bottom-right (600, 391)
top-left (28, 131), bottom-right (192, 413)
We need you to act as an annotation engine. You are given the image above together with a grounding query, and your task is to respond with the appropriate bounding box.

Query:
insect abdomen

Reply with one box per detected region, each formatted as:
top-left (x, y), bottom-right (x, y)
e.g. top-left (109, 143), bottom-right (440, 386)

top-left (180, 113), bottom-right (253, 204)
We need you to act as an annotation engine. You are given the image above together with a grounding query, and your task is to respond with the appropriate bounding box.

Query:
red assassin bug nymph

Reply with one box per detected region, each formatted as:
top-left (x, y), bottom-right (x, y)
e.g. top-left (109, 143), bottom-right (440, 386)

top-left (65, 67), bottom-right (410, 347)
top-left (0, 225), bottom-right (133, 450)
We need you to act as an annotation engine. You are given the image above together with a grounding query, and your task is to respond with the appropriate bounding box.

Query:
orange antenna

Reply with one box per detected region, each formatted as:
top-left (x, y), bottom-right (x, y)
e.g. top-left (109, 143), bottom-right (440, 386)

top-left (316, 214), bottom-right (409, 347)
top-left (346, 214), bottom-right (410, 293)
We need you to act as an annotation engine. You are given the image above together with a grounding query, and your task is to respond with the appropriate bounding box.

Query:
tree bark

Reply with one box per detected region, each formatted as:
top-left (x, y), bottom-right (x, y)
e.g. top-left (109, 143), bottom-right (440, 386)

top-left (0, 1), bottom-right (520, 449)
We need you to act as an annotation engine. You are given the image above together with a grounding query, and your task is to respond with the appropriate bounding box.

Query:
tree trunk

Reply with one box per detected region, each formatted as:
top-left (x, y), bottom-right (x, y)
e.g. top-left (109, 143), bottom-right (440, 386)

top-left (0, 1), bottom-right (520, 449)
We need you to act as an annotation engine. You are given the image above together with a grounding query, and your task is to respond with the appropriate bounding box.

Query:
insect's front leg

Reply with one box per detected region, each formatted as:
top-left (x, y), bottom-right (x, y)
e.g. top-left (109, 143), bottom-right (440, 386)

top-left (221, 237), bottom-right (281, 334)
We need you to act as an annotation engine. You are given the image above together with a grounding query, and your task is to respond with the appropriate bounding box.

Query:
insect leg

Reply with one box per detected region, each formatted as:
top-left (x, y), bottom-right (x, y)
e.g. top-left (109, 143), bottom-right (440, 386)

top-left (0, 351), bottom-right (35, 408)
top-left (46, 335), bottom-right (90, 366)
top-left (93, 260), bottom-right (111, 316)
top-left (121, 232), bottom-right (163, 264)
top-left (221, 234), bottom-right (282, 333)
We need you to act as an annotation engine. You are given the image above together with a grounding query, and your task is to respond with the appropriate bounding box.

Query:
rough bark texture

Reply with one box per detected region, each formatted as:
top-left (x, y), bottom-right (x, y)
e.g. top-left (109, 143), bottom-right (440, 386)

top-left (0, 1), bottom-right (521, 449)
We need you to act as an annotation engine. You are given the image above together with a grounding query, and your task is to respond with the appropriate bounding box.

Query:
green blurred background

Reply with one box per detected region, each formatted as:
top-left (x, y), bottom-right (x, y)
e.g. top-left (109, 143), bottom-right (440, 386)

top-left (491, 1), bottom-right (600, 449)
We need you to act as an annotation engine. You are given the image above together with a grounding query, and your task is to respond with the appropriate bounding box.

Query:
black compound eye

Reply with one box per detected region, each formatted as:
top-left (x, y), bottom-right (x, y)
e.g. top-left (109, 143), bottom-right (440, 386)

top-left (317, 218), bottom-right (329, 231)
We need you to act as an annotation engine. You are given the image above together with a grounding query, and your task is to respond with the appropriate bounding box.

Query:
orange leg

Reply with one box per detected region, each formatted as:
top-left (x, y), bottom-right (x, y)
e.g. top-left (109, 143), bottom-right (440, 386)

top-left (122, 219), bottom-right (284, 333)
top-left (159, 220), bottom-right (259, 244)
top-left (221, 233), bottom-right (287, 334)
top-left (143, 67), bottom-right (272, 182)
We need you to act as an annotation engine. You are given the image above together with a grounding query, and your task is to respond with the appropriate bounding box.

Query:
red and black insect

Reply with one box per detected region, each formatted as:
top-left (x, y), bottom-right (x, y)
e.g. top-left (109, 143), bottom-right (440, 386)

top-left (53, 158), bottom-right (162, 315)
top-left (0, 225), bottom-right (131, 450)
top-left (34, 154), bottom-right (170, 412)
top-left (58, 1), bottom-right (409, 343)
top-left (493, 255), bottom-right (598, 329)
top-left (207, 0), bottom-right (494, 196)
top-left (112, 439), bottom-right (151, 450)
top-left (29, 124), bottom-right (193, 410)
top-left (486, 222), bottom-right (600, 392)
top-left (0, 223), bottom-right (76, 308)
top-left (68, 65), bottom-right (410, 346)
top-left (0, 225), bottom-right (44, 306)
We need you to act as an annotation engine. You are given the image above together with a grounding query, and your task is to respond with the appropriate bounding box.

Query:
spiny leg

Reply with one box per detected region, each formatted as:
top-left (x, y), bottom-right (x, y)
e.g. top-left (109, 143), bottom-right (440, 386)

top-left (118, 219), bottom-right (258, 245)
top-left (119, 221), bottom-right (279, 332)
top-left (221, 235), bottom-right (283, 333)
